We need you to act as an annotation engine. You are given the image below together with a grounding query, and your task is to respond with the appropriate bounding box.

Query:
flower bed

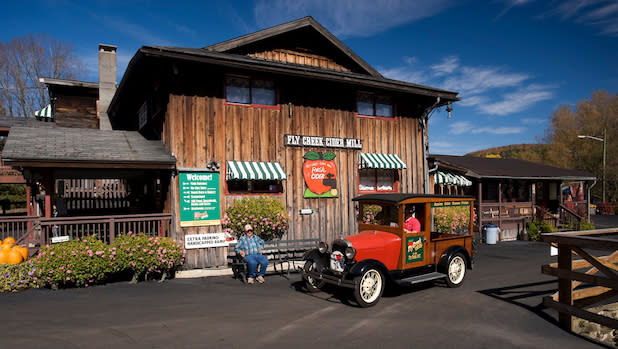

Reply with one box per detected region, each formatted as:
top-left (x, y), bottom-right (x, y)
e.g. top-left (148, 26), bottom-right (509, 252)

top-left (1, 233), bottom-right (184, 292)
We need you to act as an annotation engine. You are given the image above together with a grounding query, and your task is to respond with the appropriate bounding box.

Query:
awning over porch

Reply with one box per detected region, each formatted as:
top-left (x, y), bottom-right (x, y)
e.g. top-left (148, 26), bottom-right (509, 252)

top-left (359, 153), bottom-right (407, 169)
top-left (435, 171), bottom-right (472, 187)
top-left (226, 161), bottom-right (287, 180)
top-left (34, 105), bottom-right (54, 120)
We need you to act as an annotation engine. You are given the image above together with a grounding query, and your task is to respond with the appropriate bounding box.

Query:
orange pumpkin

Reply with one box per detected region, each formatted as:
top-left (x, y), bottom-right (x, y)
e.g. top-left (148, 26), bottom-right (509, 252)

top-left (16, 246), bottom-right (28, 261)
top-left (3, 237), bottom-right (16, 246)
top-left (6, 249), bottom-right (23, 264)
top-left (0, 249), bottom-right (9, 264)
top-left (0, 243), bottom-right (11, 250)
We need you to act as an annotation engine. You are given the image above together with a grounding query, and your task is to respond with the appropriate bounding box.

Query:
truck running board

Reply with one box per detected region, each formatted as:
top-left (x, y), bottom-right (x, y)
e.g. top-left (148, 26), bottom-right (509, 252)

top-left (396, 272), bottom-right (447, 286)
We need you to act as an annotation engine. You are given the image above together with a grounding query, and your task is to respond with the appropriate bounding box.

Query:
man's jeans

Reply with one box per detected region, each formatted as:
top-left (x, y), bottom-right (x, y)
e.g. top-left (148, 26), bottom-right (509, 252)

top-left (245, 253), bottom-right (268, 278)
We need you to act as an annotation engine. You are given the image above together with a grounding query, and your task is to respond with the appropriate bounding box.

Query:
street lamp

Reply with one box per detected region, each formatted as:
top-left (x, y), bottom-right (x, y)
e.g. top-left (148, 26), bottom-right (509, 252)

top-left (578, 128), bottom-right (607, 202)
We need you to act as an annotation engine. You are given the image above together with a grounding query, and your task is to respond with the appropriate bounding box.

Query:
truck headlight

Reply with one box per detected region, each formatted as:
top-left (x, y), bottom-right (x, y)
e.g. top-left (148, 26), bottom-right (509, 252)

top-left (318, 241), bottom-right (328, 254)
top-left (345, 246), bottom-right (356, 260)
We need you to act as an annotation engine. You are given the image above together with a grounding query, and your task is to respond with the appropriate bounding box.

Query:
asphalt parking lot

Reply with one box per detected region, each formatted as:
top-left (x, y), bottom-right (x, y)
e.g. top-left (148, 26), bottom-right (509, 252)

top-left (2, 239), bottom-right (608, 349)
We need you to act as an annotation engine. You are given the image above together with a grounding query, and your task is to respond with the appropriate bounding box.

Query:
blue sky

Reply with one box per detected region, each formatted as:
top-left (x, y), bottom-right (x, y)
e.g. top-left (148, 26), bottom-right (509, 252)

top-left (3, 0), bottom-right (617, 155)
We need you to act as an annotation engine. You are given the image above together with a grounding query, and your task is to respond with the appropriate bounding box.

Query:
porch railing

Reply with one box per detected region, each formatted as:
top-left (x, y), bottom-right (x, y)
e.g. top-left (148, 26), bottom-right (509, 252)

top-left (541, 229), bottom-right (618, 331)
top-left (0, 216), bottom-right (37, 242)
top-left (557, 204), bottom-right (584, 230)
top-left (0, 213), bottom-right (172, 247)
top-left (39, 213), bottom-right (172, 245)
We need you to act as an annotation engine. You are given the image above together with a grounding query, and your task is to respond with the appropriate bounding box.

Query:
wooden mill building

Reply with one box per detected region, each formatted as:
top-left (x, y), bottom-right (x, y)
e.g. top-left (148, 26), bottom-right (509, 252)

top-left (104, 17), bottom-right (459, 268)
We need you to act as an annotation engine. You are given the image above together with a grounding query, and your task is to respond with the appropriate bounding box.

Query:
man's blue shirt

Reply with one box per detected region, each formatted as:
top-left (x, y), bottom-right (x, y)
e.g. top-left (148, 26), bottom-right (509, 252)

top-left (235, 234), bottom-right (264, 255)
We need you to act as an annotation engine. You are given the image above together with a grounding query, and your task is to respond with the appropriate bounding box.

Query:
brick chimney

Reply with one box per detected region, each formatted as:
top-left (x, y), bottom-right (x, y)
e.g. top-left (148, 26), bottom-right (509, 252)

top-left (98, 44), bottom-right (116, 130)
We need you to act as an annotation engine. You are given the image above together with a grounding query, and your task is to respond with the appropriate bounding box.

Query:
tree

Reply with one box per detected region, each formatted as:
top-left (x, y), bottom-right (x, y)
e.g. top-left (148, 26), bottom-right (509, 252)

top-left (0, 34), bottom-right (84, 117)
top-left (544, 90), bottom-right (618, 203)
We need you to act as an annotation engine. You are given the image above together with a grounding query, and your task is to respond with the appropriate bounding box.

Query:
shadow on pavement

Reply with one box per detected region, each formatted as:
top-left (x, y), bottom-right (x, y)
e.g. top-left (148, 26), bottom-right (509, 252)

top-left (477, 280), bottom-right (612, 348)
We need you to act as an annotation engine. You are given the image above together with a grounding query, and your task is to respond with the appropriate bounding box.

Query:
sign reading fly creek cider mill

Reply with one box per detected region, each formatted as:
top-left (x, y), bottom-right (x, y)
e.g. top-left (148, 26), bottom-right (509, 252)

top-left (179, 172), bottom-right (220, 227)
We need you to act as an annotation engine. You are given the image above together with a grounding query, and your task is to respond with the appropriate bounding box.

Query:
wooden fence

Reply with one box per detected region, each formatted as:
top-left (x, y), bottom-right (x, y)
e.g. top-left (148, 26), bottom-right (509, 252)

top-left (0, 213), bottom-right (172, 248)
top-left (541, 228), bottom-right (618, 331)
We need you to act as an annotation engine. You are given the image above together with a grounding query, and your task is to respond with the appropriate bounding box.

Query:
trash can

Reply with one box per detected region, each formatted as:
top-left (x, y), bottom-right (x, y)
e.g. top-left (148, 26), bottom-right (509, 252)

top-left (483, 223), bottom-right (499, 244)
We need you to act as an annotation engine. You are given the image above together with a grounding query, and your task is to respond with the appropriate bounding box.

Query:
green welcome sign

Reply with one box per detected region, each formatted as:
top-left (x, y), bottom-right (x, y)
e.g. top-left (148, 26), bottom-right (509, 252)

top-left (179, 172), bottom-right (220, 227)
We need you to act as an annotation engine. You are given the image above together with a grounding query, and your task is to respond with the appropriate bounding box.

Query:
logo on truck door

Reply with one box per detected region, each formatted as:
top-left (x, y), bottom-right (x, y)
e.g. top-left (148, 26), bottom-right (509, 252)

top-left (406, 236), bottom-right (424, 263)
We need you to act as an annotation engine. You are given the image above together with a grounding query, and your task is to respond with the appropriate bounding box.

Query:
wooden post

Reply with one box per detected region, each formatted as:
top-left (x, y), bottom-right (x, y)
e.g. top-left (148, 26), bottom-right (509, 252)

top-left (477, 181), bottom-right (483, 240)
top-left (45, 195), bottom-right (51, 218)
top-left (558, 243), bottom-right (573, 330)
top-left (109, 217), bottom-right (115, 244)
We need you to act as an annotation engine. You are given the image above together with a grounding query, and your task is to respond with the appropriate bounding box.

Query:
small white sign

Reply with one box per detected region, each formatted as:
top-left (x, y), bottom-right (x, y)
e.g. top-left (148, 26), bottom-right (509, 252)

top-left (185, 233), bottom-right (231, 249)
top-left (550, 246), bottom-right (558, 256)
top-left (51, 235), bottom-right (70, 244)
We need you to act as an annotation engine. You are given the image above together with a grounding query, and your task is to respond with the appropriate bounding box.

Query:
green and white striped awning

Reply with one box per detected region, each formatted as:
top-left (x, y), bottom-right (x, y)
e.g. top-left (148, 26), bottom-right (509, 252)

top-left (359, 153), bottom-right (407, 169)
top-left (34, 104), bottom-right (53, 119)
top-left (226, 161), bottom-right (287, 180)
top-left (434, 171), bottom-right (472, 187)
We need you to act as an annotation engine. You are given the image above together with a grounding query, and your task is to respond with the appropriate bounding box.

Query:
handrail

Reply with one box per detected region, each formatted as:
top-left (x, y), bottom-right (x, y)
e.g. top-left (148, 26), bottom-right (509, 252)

top-left (541, 228), bottom-right (618, 332)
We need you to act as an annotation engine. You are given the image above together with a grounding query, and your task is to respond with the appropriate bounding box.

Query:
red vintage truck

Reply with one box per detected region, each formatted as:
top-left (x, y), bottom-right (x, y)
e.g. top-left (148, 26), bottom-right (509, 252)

top-left (301, 194), bottom-right (475, 307)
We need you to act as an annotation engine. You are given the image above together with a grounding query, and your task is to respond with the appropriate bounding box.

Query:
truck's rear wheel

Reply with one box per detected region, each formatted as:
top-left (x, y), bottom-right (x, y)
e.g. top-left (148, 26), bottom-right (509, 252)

top-left (353, 268), bottom-right (385, 307)
top-left (446, 253), bottom-right (466, 287)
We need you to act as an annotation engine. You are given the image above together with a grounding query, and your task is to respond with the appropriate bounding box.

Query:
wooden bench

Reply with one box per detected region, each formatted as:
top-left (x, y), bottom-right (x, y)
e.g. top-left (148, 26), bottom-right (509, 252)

top-left (228, 238), bottom-right (319, 283)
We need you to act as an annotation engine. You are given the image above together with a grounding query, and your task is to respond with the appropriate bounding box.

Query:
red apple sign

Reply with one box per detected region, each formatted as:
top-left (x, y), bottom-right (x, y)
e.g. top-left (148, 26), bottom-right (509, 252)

top-left (303, 151), bottom-right (337, 196)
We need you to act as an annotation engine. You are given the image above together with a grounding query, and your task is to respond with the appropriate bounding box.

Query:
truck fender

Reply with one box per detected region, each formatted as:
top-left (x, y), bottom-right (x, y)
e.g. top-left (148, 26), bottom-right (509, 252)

top-left (437, 246), bottom-right (472, 274)
top-left (302, 248), bottom-right (329, 272)
top-left (349, 259), bottom-right (389, 278)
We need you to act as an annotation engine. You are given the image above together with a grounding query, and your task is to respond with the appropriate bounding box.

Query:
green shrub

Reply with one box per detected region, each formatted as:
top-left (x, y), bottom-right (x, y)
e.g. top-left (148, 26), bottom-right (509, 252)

top-left (32, 235), bottom-right (109, 288)
top-left (527, 221), bottom-right (541, 241)
top-left (0, 262), bottom-right (39, 292)
top-left (111, 233), bottom-right (184, 281)
top-left (540, 221), bottom-right (556, 234)
top-left (579, 220), bottom-right (595, 231)
top-left (222, 196), bottom-right (288, 240)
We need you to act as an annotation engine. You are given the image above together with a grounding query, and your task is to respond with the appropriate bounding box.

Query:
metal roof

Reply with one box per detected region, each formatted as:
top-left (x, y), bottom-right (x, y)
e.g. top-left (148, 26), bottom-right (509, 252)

top-left (430, 154), bottom-right (596, 181)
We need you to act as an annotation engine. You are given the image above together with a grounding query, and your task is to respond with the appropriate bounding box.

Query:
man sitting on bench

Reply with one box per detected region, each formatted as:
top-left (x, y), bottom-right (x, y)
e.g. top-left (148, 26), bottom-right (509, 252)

top-left (235, 224), bottom-right (268, 284)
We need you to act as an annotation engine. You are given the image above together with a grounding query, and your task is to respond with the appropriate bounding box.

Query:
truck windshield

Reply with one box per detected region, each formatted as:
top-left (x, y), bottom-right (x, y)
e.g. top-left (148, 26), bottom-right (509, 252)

top-left (359, 203), bottom-right (399, 227)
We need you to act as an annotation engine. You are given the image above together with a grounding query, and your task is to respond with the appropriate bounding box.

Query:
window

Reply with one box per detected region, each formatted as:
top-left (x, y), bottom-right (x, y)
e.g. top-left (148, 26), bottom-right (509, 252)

top-left (357, 93), bottom-right (393, 118)
top-left (225, 76), bottom-right (277, 108)
top-left (226, 180), bottom-right (283, 194)
top-left (359, 169), bottom-right (398, 192)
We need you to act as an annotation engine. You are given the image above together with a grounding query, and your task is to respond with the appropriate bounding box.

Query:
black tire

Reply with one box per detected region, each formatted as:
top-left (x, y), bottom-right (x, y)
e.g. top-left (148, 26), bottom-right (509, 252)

top-left (353, 268), bottom-right (385, 307)
top-left (445, 253), bottom-right (467, 288)
top-left (303, 260), bottom-right (325, 293)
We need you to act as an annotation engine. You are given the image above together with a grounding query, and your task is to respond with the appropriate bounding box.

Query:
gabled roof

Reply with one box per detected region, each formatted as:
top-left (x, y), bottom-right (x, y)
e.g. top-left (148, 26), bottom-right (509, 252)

top-left (430, 154), bottom-right (596, 181)
top-left (204, 16), bottom-right (382, 78)
top-left (2, 126), bottom-right (176, 169)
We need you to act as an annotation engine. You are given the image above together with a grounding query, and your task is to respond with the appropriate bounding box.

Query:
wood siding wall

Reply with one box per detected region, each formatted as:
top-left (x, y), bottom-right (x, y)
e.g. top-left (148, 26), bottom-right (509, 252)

top-left (248, 49), bottom-right (350, 72)
top-left (55, 95), bottom-right (99, 129)
top-left (161, 83), bottom-right (425, 268)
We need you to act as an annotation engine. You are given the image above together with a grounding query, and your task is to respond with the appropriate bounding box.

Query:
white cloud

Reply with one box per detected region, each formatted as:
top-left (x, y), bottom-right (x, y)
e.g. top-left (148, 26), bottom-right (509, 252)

top-left (520, 117), bottom-right (546, 124)
top-left (254, 0), bottom-right (456, 37)
top-left (442, 66), bottom-right (529, 95)
top-left (447, 120), bottom-right (525, 135)
top-left (448, 121), bottom-right (474, 135)
top-left (478, 84), bottom-right (555, 115)
top-left (502, 0), bottom-right (618, 36)
top-left (471, 126), bottom-right (526, 134)
top-left (380, 55), bottom-right (554, 114)
top-left (431, 56), bottom-right (460, 76)
top-left (457, 95), bottom-right (487, 107)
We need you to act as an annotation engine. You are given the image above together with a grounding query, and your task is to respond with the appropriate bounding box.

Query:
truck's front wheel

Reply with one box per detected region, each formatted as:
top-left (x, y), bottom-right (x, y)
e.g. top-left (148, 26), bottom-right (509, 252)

top-left (303, 260), bottom-right (325, 293)
top-left (353, 268), bottom-right (385, 307)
